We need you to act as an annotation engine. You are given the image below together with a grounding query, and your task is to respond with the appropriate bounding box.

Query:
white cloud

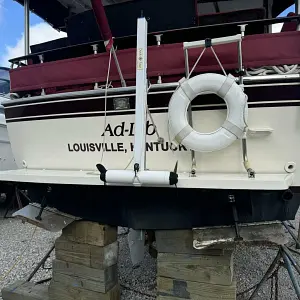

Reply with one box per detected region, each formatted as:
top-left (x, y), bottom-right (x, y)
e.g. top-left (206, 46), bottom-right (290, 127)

top-left (272, 23), bottom-right (283, 33)
top-left (1, 22), bottom-right (67, 67)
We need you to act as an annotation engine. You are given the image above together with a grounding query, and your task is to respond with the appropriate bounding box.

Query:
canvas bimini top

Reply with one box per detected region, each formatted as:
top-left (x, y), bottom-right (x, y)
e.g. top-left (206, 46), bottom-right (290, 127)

top-left (14, 0), bottom-right (294, 31)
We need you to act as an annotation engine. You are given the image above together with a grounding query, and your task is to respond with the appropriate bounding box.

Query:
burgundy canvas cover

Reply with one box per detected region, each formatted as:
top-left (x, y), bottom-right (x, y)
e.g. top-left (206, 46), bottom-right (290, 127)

top-left (281, 12), bottom-right (298, 32)
top-left (10, 31), bottom-right (300, 93)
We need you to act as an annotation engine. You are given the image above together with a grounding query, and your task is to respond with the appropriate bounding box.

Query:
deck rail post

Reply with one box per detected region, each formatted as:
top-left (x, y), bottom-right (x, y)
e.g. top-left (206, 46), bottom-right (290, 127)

top-left (297, 0), bottom-right (300, 31)
top-left (24, 0), bottom-right (30, 56)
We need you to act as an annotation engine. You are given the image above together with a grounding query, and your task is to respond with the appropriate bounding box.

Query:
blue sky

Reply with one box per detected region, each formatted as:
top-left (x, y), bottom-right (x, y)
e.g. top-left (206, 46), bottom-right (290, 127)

top-left (0, 0), bottom-right (43, 62)
top-left (0, 1), bottom-right (296, 66)
top-left (0, 0), bottom-right (66, 66)
top-left (282, 4), bottom-right (296, 15)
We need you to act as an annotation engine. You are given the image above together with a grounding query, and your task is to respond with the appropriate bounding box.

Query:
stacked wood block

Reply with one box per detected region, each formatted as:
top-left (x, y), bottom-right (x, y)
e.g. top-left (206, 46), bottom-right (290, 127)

top-left (155, 229), bottom-right (236, 300)
top-left (49, 221), bottom-right (120, 300)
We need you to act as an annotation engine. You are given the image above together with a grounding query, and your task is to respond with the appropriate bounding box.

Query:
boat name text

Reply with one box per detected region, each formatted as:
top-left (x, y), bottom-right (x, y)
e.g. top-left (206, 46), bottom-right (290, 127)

top-left (101, 121), bottom-right (155, 137)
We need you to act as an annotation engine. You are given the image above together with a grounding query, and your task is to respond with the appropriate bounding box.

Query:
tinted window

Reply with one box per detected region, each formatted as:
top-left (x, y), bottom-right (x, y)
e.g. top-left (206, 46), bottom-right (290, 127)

top-left (0, 68), bottom-right (10, 95)
top-left (198, 0), bottom-right (264, 15)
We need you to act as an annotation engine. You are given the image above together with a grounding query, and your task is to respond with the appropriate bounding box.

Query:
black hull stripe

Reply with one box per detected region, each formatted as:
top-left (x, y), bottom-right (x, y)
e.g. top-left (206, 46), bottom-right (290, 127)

top-left (6, 101), bottom-right (300, 123)
top-left (5, 84), bottom-right (300, 121)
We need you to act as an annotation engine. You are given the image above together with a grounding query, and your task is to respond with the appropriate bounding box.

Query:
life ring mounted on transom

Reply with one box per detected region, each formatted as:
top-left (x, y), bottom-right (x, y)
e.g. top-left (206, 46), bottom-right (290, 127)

top-left (168, 73), bottom-right (248, 152)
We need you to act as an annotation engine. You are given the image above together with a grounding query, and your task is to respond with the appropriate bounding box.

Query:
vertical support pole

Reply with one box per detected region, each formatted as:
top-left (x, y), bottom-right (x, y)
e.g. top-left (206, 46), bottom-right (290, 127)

top-left (296, 0), bottom-right (300, 31)
top-left (184, 49), bottom-right (196, 176)
top-left (237, 25), bottom-right (246, 86)
top-left (155, 34), bottom-right (163, 84)
top-left (24, 0), bottom-right (30, 56)
top-left (92, 45), bottom-right (99, 89)
top-left (263, 0), bottom-right (271, 33)
top-left (184, 49), bottom-right (190, 78)
top-left (237, 40), bottom-right (243, 85)
top-left (130, 19), bottom-right (148, 266)
top-left (133, 17), bottom-right (148, 171)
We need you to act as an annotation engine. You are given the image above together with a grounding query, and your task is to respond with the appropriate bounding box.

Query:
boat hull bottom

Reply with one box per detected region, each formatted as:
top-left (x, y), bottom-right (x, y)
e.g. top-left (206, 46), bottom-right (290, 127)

top-left (23, 183), bottom-right (300, 230)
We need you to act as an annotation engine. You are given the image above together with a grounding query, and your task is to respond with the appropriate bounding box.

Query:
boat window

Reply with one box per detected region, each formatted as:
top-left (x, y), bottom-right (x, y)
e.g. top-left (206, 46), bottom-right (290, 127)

top-left (197, 0), bottom-right (268, 33)
top-left (198, 0), bottom-right (265, 15)
top-left (0, 68), bottom-right (10, 95)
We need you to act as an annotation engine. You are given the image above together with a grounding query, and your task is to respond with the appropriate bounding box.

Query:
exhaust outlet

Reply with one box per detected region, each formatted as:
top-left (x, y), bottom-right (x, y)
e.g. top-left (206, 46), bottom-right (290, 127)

top-left (282, 189), bottom-right (294, 202)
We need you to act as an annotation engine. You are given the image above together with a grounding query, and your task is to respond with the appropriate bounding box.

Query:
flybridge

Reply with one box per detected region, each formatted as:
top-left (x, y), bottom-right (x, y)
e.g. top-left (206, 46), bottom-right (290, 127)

top-left (10, 0), bottom-right (298, 71)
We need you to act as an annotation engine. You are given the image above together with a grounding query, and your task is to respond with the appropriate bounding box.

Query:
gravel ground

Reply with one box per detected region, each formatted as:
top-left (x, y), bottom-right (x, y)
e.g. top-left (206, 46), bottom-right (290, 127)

top-left (0, 211), bottom-right (60, 300)
top-left (0, 208), bottom-right (300, 300)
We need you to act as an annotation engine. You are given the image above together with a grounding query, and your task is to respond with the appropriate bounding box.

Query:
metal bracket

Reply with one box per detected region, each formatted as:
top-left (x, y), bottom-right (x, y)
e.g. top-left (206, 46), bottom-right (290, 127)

top-left (92, 44), bottom-right (99, 54)
top-left (38, 54), bottom-right (44, 64)
top-left (204, 38), bottom-right (212, 48)
top-left (242, 136), bottom-right (256, 178)
top-left (247, 128), bottom-right (273, 137)
top-left (192, 221), bottom-right (287, 250)
top-left (183, 34), bottom-right (243, 177)
top-left (183, 49), bottom-right (197, 177)
top-left (238, 24), bottom-right (248, 38)
top-left (12, 203), bottom-right (79, 232)
top-left (154, 34), bottom-right (162, 46)
top-left (228, 195), bottom-right (243, 241)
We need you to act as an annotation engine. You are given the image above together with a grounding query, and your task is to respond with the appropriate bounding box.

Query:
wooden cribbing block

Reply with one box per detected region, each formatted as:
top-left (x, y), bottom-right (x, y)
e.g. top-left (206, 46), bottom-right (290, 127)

top-left (157, 277), bottom-right (236, 300)
top-left (52, 272), bottom-right (117, 294)
top-left (193, 223), bottom-right (288, 247)
top-left (155, 230), bottom-right (226, 255)
top-left (49, 281), bottom-right (120, 300)
top-left (52, 260), bottom-right (117, 289)
top-left (62, 221), bottom-right (117, 246)
top-left (55, 236), bottom-right (118, 269)
top-left (157, 251), bottom-right (234, 286)
top-left (1, 280), bottom-right (49, 300)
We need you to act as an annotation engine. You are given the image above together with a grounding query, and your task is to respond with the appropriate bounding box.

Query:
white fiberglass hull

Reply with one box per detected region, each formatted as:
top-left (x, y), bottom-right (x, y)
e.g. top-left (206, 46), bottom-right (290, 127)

top-left (0, 97), bottom-right (16, 171)
top-left (3, 83), bottom-right (300, 228)
top-left (4, 99), bottom-right (300, 187)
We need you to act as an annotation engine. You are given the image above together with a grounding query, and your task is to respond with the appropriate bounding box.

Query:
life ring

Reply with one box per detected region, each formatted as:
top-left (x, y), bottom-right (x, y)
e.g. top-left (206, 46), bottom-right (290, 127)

top-left (168, 73), bottom-right (248, 152)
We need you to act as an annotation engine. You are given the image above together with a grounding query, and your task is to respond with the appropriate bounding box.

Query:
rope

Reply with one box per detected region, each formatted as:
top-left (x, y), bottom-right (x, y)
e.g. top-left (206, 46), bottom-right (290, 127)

top-left (123, 85), bottom-right (152, 171)
top-left (98, 82), bottom-right (113, 89)
top-left (146, 105), bottom-right (162, 141)
top-left (188, 47), bottom-right (206, 79)
top-left (167, 83), bottom-right (183, 158)
top-left (124, 156), bottom-right (134, 170)
top-left (100, 48), bottom-right (113, 164)
top-left (245, 64), bottom-right (300, 76)
top-left (237, 263), bottom-right (281, 298)
top-left (0, 225), bottom-right (37, 282)
top-left (124, 83), bottom-right (165, 172)
top-left (211, 46), bottom-right (227, 76)
top-left (188, 46), bottom-right (227, 78)
top-left (146, 83), bottom-right (163, 142)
